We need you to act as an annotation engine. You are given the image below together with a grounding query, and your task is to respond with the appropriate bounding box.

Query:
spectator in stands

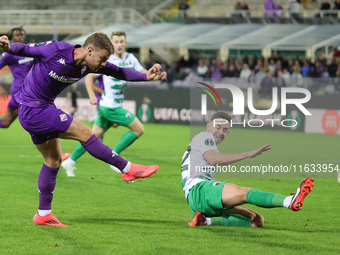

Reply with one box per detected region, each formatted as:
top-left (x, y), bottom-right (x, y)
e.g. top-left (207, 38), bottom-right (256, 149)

top-left (320, 0), bottom-right (331, 10)
top-left (314, 59), bottom-right (324, 77)
top-left (294, 59), bottom-right (301, 73)
top-left (288, 0), bottom-right (302, 18)
top-left (225, 64), bottom-right (237, 77)
top-left (264, 0), bottom-right (277, 17)
top-left (254, 59), bottom-right (263, 73)
top-left (204, 59), bottom-right (212, 69)
top-left (287, 58), bottom-right (295, 73)
top-left (234, 1), bottom-right (243, 11)
top-left (210, 59), bottom-right (218, 71)
top-left (248, 69), bottom-right (256, 85)
top-left (327, 58), bottom-right (338, 77)
top-left (178, 0), bottom-right (190, 18)
top-left (268, 51), bottom-right (276, 63)
top-left (239, 64), bottom-right (251, 79)
top-left (242, 1), bottom-right (250, 16)
top-left (300, 0), bottom-right (312, 9)
top-left (333, 69), bottom-right (340, 91)
top-left (234, 59), bottom-right (243, 77)
top-left (290, 67), bottom-right (304, 87)
top-left (275, 60), bottom-right (283, 77)
top-left (263, 59), bottom-right (269, 73)
top-left (165, 66), bottom-right (174, 89)
top-left (197, 59), bottom-right (208, 77)
top-left (260, 71), bottom-right (274, 97)
top-left (301, 59), bottom-right (311, 77)
top-left (334, 0), bottom-right (340, 10)
top-left (276, 70), bottom-right (286, 90)
top-left (248, 58), bottom-right (255, 70)
top-left (276, 3), bottom-right (284, 17)
top-left (268, 59), bottom-right (277, 76)
top-left (176, 67), bottom-right (188, 81)
top-left (317, 0), bottom-right (331, 17)
top-left (281, 56), bottom-right (289, 69)
top-left (211, 65), bottom-right (223, 81)
top-left (276, 52), bottom-right (283, 63)
top-left (205, 67), bottom-right (212, 79)
top-left (307, 65), bottom-right (319, 78)
top-left (143, 58), bottom-right (154, 70)
top-left (255, 67), bottom-right (267, 84)
top-left (282, 68), bottom-right (291, 85)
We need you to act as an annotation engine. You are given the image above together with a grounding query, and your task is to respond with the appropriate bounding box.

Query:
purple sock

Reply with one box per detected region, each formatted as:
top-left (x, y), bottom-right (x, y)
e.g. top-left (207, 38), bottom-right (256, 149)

top-left (82, 134), bottom-right (128, 170)
top-left (38, 164), bottom-right (59, 210)
top-left (0, 119), bottom-right (2, 128)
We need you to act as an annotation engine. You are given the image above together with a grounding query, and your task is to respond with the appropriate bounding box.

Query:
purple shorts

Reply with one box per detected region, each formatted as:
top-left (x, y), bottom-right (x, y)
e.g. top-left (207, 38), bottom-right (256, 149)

top-left (7, 96), bottom-right (19, 109)
top-left (18, 104), bottom-right (73, 145)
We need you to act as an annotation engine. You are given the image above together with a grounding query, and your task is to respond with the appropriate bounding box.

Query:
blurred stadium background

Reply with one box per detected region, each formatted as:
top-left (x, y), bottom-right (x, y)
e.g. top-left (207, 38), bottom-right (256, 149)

top-left (1, 0), bottom-right (340, 133)
top-left (1, 2), bottom-right (340, 254)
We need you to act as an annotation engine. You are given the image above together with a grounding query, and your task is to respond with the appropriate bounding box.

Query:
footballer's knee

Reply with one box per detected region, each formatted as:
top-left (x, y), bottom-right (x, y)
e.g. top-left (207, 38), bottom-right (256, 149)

top-left (239, 187), bottom-right (252, 203)
top-left (77, 124), bottom-right (94, 142)
top-left (44, 156), bottom-right (63, 168)
top-left (136, 125), bottom-right (144, 137)
top-left (56, 156), bottom-right (63, 167)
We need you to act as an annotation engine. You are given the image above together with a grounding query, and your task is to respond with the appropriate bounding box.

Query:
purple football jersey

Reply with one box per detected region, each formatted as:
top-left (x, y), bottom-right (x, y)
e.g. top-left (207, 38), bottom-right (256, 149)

top-left (0, 52), bottom-right (33, 96)
top-left (7, 41), bottom-right (147, 108)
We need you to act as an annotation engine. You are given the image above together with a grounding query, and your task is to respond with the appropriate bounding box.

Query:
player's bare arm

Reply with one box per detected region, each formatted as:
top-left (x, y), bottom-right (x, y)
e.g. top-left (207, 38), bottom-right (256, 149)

top-left (85, 74), bottom-right (100, 105)
top-left (222, 206), bottom-right (258, 220)
top-left (203, 144), bottom-right (271, 165)
top-left (0, 36), bottom-right (11, 51)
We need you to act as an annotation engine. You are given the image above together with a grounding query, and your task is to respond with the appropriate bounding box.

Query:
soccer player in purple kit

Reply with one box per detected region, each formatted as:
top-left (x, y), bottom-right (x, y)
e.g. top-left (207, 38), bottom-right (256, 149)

top-left (0, 27), bottom-right (34, 128)
top-left (0, 32), bottom-right (167, 228)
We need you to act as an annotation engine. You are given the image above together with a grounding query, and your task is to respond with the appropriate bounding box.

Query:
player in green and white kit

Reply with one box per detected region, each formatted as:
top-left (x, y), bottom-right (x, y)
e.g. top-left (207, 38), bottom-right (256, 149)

top-left (182, 111), bottom-right (314, 227)
top-left (62, 30), bottom-right (166, 177)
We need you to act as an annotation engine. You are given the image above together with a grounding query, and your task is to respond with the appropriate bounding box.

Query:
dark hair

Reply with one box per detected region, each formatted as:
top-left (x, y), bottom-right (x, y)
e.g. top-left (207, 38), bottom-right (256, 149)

top-left (83, 32), bottom-right (114, 55)
top-left (7, 27), bottom-right (25, 40)
top-left (210, 111), bottom-right (232, 122)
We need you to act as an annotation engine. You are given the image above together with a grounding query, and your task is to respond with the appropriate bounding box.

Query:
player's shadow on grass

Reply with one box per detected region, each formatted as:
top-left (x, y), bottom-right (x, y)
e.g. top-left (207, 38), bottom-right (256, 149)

top-left (69, 217), bottom-right (185, 226)
top-left (264, 225), bottom-right (334, 233)
top-left (198, 227), bottom-right (339, 254)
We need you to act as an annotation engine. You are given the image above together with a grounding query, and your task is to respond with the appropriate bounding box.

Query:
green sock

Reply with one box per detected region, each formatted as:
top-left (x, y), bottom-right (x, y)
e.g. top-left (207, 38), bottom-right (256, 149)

top-left (114, 131), bottom-right (139, 154)
top-left (246, 189), bottom-right (286, 208)
top-left (210, 214), bottom-right (252, 227)
top-left (70, 142), bottom-right (87, 161)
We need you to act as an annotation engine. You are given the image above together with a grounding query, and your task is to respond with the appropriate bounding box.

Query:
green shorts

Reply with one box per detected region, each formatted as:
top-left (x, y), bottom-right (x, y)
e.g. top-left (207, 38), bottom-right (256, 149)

top-left (188, 181), bottom-right (232, 217)
top-left (95, 105), bottom-right (136, 130)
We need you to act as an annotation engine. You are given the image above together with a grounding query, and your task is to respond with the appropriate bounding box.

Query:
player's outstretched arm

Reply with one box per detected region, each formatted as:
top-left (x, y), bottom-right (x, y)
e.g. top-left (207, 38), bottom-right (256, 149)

top-left (146, 64), bottom-right (167, 81)
top-left (0, 36), bottom-right (11, 52)
top-left (246, 144), bottom-right (271, 158)
top-left (203, 144), bottom-right (271, 165)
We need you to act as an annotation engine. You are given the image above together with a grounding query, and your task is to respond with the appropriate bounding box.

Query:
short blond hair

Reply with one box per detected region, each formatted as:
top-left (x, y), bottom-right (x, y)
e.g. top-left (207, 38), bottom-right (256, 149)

top-left (111, 30), bottom-right (127, 39)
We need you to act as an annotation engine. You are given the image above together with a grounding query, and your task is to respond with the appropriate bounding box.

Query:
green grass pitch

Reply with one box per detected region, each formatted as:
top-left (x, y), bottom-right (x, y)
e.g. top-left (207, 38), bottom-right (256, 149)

top-left (0, 120), bottom-right (339, 254)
